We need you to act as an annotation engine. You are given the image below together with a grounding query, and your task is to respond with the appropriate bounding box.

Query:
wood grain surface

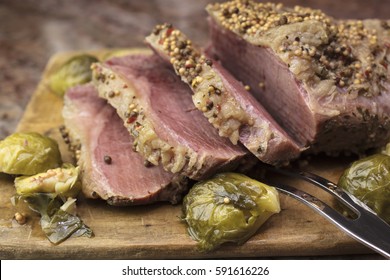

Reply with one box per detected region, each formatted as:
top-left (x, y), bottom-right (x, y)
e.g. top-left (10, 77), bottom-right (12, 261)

top-left (0, 50), bottom-right (381, 260)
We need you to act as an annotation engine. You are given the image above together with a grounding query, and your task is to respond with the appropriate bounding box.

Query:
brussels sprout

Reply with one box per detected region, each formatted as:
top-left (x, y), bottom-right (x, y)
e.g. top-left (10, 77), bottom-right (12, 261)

top-left (338, 154), bottom-right (390, 223)
top-left (42, 204), bottom-right (93, 244)
top-left (13, 193), bottom-right (93, 244)
top-left (15, 164), bottom-right (81, 198)
top-left (49, 54), bottom-right (98, 96)
top-left (182, 173), bottom-right (280, 251)
top-left (0, 132), bottom-right (62, 175)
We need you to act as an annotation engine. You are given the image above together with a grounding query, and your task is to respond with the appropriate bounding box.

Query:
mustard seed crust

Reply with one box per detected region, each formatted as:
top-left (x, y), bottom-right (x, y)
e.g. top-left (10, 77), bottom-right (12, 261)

top-left (207, 0), bottom-right (389, 103)
top-left (146, 24), bottom-right (252, 145)
top-left (92, 63), bottom-right (208, 178)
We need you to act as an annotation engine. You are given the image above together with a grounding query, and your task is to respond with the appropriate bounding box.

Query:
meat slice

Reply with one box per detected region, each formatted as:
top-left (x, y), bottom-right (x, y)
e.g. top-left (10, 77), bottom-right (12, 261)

top-left (91, 53), bottom-right (249, 180)
top-left (146, 24), bottom-right (303, 165)
top-left (206, 1), bottom-right (390, 155)
top-left (62, 84), bottom-right (188, 206)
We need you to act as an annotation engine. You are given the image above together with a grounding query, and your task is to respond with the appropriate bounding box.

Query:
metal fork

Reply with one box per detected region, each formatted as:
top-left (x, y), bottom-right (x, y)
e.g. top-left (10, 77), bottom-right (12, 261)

top-left (262, 166), bottom-right (390, 259)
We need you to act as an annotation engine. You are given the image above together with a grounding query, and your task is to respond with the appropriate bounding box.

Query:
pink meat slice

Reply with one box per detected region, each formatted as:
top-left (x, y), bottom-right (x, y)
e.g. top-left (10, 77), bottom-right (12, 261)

top-left (63, 84), bottom-right (188, 206)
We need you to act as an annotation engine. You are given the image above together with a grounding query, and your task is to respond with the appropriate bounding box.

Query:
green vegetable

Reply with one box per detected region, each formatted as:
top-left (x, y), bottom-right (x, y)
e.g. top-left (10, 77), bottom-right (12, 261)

top-left (0, 132), bottom-right (62, 175)
top-left (338, 154), bottom-right (390, 223)
top-left (182, 173), bottom-right (280, 251)
top-left (15, 164), bottom-right (81, 198)
top-left (49, 54), bottom-right (98, 96)
top-left (12, 164), bottom-right (91, 244)
top-left (13, 193), bottom-right (93, 244)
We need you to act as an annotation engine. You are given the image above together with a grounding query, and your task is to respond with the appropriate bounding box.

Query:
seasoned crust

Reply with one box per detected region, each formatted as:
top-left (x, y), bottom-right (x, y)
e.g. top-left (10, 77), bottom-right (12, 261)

top-left (207, 0), bottom-right (389, 102)
top-left (92, 54), bottom-right (248, 179)
top-left (146, 24), bottom-right (303, 165)
top-left (206, 1), bottom-right (390, 155)
top-left (62, 84), bottom-right (189, 205)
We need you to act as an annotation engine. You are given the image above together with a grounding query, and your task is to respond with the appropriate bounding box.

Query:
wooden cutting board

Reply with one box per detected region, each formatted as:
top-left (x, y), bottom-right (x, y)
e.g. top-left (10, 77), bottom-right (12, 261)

top-left (0, 50), bottom-right (374, 259)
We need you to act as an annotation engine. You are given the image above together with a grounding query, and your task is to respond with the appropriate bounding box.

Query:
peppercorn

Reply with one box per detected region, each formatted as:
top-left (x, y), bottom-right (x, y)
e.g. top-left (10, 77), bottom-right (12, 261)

top-left (104, 155), bottom-right (112, 164)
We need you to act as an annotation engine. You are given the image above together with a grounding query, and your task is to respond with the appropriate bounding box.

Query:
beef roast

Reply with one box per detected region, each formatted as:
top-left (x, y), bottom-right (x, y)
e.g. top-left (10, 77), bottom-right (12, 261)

top-left (207, 0), bottom-right (390, 155)
top-left (62, 84), bottom-right (188, 206)
top-left (91, 53), bottom-right (249, 180)
top-left (146, 24), bottom-right (303, 165)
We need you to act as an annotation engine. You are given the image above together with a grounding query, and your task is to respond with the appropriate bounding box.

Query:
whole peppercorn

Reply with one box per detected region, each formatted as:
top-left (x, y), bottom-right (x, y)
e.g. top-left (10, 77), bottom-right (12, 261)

top-left (104, 155), bottom-right (112, 164)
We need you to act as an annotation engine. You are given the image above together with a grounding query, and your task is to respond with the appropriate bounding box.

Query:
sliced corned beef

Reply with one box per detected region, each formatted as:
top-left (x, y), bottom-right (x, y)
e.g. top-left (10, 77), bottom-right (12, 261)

top-left (91, 53), bottom-right (249, 180)
top-left (146, 24), bottom-right (303, 165)
top-left (62, 84), bottom-right (188, 206)
top-left (207, 0), bottom-right (390, 155)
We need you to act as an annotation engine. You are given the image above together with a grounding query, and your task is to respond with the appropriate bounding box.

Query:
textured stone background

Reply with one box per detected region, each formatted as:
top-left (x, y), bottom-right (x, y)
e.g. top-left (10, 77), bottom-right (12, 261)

top-left (0, 0), bottom-right (389, 139)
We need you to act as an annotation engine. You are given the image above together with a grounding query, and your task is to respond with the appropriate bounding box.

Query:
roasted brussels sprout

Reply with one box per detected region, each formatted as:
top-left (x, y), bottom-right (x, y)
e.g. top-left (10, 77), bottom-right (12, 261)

top-left (182, 173), bottom-right (280, 251)
top-left (0, 132), bottom-right (62, 175)
top-left (15, 164), bottom-right (81, 198)
top-left (338, 154), bottom-right (390, 223)
top-left (49, 54), bottom-right (98, 96)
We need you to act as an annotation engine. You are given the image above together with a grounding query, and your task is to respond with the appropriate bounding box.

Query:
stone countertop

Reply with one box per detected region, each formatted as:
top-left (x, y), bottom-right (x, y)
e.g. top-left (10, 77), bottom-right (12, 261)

top-left (0, 0), bottom-right (389, 139)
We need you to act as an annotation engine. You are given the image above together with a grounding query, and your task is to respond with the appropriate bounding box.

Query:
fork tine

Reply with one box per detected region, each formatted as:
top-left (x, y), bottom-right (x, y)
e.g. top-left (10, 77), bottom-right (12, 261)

top-left (297, 170), bottom-right (383, 216)
top-left (266, 167), bottom-right (362, 213)
top-left (262, 167), bottom-right (390, 259)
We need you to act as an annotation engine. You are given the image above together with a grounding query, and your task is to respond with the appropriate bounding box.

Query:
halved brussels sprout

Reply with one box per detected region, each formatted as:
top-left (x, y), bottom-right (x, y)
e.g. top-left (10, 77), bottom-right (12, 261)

top-left (49, 54), bottom-right (98, 96)
top-left (15, 164), bottom-right (81, 198)
top-left (338, 154), bottom-right (390, 223)
top-left (0, 132), bottom-right (62, 175)
top-left (182, 173), bottom-right (280, 251)
top-left (12, 164), bottom-right (91, 244)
